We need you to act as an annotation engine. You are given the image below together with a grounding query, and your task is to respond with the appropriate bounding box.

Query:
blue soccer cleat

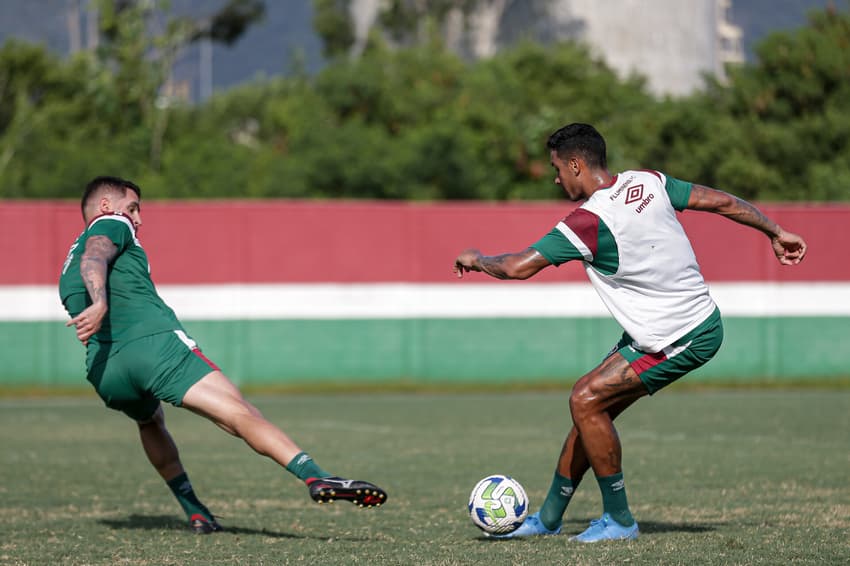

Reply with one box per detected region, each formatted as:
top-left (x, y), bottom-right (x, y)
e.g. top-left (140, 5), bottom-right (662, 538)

top-left (490, 512), bottom-right (561, 539)
top-left (571, 513), bottom-right (639, 543)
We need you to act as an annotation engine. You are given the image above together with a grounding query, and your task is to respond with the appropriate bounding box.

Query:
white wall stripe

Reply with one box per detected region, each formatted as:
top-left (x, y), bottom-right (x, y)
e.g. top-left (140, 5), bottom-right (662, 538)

top-left (3, 282), bottom-right (850, 321)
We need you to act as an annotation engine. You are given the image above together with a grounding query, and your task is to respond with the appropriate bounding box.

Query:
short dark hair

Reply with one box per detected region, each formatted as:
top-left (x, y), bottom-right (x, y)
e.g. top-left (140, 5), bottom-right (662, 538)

top-left (546, 123), bottom-right (607, 169)
top-left (81, 176), bottom-right (141, 218)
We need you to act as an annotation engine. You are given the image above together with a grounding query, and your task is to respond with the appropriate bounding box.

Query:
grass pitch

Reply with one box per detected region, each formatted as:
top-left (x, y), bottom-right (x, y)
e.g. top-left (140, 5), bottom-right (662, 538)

top-left (1, 389), bottom-right (848, 565)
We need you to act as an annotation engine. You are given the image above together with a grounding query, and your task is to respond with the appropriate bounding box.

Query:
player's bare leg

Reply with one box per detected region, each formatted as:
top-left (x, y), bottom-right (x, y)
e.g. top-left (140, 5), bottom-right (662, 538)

top-left (528, 358), bottom-right (643, 534)
top-left (137, 404), bottom-right (221, 533)
top-left (138, 405), bottom-right (184, 481)
top-left (181, 370), bottom-right (303, 466)
top-left (181, 371), bottom-right (387, 507)
top-left (555, 394), bottom-right (638, 482)
top-left (497, 355), bottom-right (645, 539)
top-left (567, 353), bottom-right (647, 477)
top-left (566, 353), bottom-right (646, 541)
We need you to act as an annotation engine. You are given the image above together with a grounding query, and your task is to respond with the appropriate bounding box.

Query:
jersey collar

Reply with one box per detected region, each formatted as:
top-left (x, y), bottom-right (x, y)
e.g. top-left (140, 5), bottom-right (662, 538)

top-left (87, 211), bottom-right (137, 235)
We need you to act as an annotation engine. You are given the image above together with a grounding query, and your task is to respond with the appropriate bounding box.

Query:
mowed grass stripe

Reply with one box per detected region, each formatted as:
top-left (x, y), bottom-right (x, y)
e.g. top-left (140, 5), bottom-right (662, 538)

top-left (1, 390), bottom-right (848, 565)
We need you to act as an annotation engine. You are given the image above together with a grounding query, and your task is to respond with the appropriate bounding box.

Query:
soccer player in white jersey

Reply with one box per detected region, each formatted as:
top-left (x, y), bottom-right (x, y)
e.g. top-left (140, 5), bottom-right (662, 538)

top-left (453, 123), bottom-right (807, 542)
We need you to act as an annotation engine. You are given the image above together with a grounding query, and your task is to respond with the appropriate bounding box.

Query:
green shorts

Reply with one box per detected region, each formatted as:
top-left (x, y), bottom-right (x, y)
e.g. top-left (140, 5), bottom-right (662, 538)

top-left (614, 308), bottom-right (723, 395)
top-left (86, 330), bottom-right (220, 421)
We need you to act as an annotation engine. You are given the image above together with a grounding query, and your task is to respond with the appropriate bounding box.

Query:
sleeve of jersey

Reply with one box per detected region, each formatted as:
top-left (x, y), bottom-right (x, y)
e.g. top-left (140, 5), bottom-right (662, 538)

top-left (664, 175), bottom-right (693, 211)
top-left (87, 217), bottom-right (133, 252)
top-left (531, 208), bottom-right (600, 266)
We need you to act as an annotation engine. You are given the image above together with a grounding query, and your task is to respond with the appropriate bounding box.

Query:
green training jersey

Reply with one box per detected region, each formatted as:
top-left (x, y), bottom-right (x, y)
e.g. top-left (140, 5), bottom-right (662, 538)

top-left (59, 213), bottom-right (185, 356)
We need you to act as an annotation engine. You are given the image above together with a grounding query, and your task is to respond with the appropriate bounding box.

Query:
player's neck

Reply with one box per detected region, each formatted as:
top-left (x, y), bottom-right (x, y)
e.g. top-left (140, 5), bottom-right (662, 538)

top-left (584, 169), bottom-right (614, 197)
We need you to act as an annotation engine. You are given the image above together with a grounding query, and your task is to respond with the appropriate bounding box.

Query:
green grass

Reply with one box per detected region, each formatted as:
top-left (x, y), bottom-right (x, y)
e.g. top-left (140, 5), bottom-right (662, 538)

top-left (1, 390), bottom-right (848, 565)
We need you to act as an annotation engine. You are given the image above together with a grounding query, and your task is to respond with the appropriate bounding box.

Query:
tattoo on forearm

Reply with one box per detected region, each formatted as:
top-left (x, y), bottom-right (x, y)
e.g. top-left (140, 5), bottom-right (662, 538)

top-left (478, 254), bottom-right (514, 280)
top-left (80, 236), bottom-right (116, 303)
top-left (727, 197), bottom-right (779, 236)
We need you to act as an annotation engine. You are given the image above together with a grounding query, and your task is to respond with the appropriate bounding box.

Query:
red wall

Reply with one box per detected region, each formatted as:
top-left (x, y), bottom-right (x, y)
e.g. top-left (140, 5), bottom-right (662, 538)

top-left (3, 200), bottom-right (847, 285)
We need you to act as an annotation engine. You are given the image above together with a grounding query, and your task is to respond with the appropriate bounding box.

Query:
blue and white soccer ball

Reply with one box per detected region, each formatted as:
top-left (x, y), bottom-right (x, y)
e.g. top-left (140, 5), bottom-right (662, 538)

top-left (468, 474), bottom-right (529, 535)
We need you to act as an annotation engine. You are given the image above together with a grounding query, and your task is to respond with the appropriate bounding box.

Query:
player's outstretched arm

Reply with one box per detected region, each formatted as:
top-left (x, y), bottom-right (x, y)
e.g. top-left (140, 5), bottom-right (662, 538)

top-left (686, 185), bottom-right (807, 265)
top-left (67, 235), bottom-right (119, 345)
top-left (453, 247), bottom-right (551, 280)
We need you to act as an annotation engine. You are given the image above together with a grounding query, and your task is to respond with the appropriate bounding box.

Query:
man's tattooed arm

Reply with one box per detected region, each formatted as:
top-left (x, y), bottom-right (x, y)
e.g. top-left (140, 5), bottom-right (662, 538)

top-left (66, 235), bottom-right (118, 345)
top-left (688, 185), bottom-right (781, 237)
top-left (80, 236), bottom-right (118, 305)
top-left (454, 247), bottom-right (551, 280)
top-left (687, 184), bottom-right (807, 265)
top-left (477, 253), bottom-right (521, 280)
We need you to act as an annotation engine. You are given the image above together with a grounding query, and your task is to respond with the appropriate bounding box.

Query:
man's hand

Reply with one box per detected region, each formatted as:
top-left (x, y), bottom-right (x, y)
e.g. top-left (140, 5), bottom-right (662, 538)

top-left (771, 230), bottom-right (807, 265)
top-left (453, 249), bottom-right (482, 279)
top-left (67, 301), bottom-right (107, 345)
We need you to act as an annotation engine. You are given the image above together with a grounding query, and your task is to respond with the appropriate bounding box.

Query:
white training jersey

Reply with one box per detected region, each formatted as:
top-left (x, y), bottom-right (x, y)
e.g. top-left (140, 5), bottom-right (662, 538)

top-left (532, 170), bottom-right (717, 353)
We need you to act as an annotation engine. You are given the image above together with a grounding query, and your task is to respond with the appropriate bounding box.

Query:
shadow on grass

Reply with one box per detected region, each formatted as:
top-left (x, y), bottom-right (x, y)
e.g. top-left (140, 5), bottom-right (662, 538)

top-left (476, 517), bottom-right (720, 541)
top-left (562, 517), bottom-right (721, 535)
top-left (97, 514), bottom-right (372, 541)
top-left (630, 520), bottom-right (720, 534)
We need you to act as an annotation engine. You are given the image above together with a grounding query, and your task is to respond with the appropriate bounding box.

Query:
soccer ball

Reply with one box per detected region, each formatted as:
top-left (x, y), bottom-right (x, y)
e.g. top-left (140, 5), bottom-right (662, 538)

top-left (468, 474), bottom-right (529, 535)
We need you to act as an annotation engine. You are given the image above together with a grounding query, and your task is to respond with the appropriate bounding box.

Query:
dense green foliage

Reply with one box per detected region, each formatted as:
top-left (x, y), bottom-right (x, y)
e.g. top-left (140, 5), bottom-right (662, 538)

top-left (1, 3), bottom-right (849, 200)
top-left (645, 7), bottom-right (850, 201)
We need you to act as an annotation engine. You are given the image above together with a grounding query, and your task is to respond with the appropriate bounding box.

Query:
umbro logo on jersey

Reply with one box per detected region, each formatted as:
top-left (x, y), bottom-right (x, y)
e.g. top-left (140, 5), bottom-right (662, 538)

top-left (624, 185), bottom-right (644, 204)
top-left (634, 193), bottom-right (655, 213)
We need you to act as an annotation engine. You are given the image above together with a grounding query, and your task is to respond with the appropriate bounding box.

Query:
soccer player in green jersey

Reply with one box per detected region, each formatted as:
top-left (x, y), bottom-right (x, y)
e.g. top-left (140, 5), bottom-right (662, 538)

top-left (453, 123), bottom-right (807, 542)
top-left (59, 176), bottom-right (387, 534)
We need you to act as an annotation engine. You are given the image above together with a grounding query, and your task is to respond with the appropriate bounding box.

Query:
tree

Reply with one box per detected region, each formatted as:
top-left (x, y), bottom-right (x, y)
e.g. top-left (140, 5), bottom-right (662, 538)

top-left (3, 2), bottom-right (849, 201)
top-left (0, 0), bottom-right (266, 198)
top-left (642, 3), bottom-right (850, 200)
top-left (0, 40), bottom-right (138, 197)
top-left (94, 0), bottom-right (265, 169)
top-left (312, 0), bottom-right (356, 58)
top-left (196, 0), bottom-right (266, 46)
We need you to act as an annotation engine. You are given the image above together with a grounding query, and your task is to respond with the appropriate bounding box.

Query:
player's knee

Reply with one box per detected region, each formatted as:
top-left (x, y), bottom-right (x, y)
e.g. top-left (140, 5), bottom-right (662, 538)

top-left (217, 402), bottom-right (262, 436)
top-left (568, 384), bottom-right (588, 417)
top-left (569, 382), bottom-right (599, 420)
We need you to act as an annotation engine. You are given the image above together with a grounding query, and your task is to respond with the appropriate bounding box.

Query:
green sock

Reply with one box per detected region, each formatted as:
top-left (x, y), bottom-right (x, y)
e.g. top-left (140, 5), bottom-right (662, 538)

top-left (596, 472), bottom-right (635, 527)
top-left (538, 471), bottom-right (575, 530)
top-left (286, 451), bottom-right (331, 482)
top-left (166, 472), bottom-right (213, 520)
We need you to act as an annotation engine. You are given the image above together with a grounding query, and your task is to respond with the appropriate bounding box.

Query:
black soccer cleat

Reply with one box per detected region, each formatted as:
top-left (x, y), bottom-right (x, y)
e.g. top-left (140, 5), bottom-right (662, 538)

top-left (190, 513), bottom-right (224, 534)
top-left (306, 476), bottom-right (388, 508)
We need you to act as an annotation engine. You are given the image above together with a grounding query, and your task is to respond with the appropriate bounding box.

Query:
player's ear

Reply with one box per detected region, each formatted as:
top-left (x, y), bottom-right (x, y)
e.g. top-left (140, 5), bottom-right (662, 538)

top-left (569, 156), bottom-right (581, 176)
top-left (99, 194), bottom-right (112, 214)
